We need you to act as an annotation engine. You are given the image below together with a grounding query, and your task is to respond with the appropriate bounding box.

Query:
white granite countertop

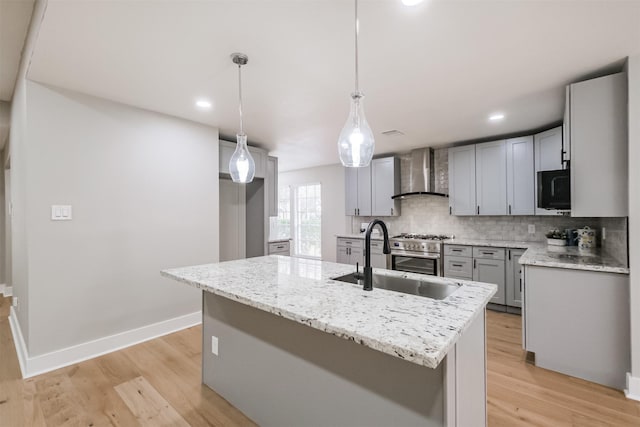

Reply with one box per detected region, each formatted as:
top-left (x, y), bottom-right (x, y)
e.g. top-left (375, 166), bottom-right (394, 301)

top-left (336, 233), bottom-right (385, 241)
top-left (444, 238), bottom-right (628, 274)
top-left (519, 246), bottom-right (629, 274)
top-left (268, 238), bottom-right (291, 244)
top-left (162, 256), bottom-right (497, 369)
top-left (444, 238), bottom-right (536, 249)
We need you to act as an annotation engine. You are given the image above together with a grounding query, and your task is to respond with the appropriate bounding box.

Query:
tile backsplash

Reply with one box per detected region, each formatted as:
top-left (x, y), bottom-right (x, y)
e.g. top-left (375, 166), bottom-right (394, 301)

top-left (352, 149), bottom-right (629, 266)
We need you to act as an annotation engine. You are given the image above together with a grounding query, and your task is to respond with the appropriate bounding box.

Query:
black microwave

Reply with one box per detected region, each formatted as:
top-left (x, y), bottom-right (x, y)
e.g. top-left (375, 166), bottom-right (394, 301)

top-left (537, 169), bottom-right (570, 210)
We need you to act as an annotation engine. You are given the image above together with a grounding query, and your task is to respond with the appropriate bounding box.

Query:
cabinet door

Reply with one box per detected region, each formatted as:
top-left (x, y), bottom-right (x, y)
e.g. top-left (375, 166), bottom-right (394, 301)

top-left (369, 241), bottom-right (388, 269)
top-left (506, 249), bottom-right (525, 307)
top-left (337, 246), bottom-right (350, 264)
top-left (506, 136), bottom-right (535, 215)
top-left (371, 157), bottom-right (400, 216)
top-left (570, 73), bottom-right (628, 217)
top-left (476, 140), bottom-right (507, 215)
top-left (563, 86), bottom-right (571, 162)
top-left (357, 166), bottom-right (372, 216)
top-left (473, 258), bottom-right (506, 305)
top-left (534, 127), bottom-right (564, 216)
top-left (350, 247), bottom-right (365, 267)
top-left (345, 168), bottom-right (359, 216)
top-left (448, 145), bottom-right (477, 215)
top-left (248, 147), bottom-right (267, 179)
top-left (267, 156), bottom-right (278, 217)
top-left (219, 141), bottom-right (236, 175)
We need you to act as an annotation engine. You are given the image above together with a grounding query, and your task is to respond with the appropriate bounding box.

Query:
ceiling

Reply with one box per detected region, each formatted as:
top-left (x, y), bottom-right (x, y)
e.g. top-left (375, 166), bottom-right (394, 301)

top-left (0, 0), bottom-right (34, 146)
top-left (26, 0), bottom-right (640, 171)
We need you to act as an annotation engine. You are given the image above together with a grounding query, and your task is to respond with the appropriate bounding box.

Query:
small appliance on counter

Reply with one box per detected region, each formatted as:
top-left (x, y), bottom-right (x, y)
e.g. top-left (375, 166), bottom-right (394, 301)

top-left (360, 222), bottom-right (380, 237)
top-left (564, 229), bottom-right (579, 246)
top-left (577, 226), bottom-right (596, 251)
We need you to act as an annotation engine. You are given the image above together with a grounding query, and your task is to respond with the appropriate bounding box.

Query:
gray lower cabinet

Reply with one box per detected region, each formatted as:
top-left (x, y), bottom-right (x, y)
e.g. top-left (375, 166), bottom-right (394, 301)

top-left (336, 238), bottom-right (365, 267)
top-left (268, 241), bottom-right (290, 256)
top-left (473, 257), bottom-right (506, 305)
top-left (523, 265), bottom-right (630, 389)
top-left (506, 249), bottom-right (525, 307)
top-left (369, 241), bottom-right (388, 269)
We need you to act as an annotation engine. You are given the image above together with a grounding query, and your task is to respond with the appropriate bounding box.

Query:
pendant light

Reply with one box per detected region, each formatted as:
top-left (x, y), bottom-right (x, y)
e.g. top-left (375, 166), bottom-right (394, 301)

top-left (338, 0), bottom-right (375, 168)
top-left (229, 52), bottom-right (256, 183)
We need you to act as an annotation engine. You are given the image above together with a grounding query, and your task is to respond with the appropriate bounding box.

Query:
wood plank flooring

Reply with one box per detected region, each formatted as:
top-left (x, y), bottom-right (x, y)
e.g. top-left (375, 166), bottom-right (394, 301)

top-left (1, 295), bottom-right (639, 426)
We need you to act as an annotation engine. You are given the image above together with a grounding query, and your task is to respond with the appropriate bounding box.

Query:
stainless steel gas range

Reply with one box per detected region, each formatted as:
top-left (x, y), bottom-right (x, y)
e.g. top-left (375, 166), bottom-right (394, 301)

top-left (389, 233), bottom-right (453, 276)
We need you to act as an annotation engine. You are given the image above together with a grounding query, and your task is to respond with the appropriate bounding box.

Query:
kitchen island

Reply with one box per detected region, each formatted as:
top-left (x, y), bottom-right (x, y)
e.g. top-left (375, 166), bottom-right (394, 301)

top-left (162, 255), bottom-right (496, 427)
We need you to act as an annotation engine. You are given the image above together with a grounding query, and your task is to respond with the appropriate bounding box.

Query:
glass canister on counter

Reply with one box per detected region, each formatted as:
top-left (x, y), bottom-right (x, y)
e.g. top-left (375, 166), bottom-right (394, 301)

top-left (577, 226), bottom-right (596, 251)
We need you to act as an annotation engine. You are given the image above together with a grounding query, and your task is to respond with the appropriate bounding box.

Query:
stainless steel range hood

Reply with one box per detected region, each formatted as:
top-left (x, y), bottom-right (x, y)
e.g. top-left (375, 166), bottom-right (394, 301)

top-left (392, 148), bottom-right (448, 199)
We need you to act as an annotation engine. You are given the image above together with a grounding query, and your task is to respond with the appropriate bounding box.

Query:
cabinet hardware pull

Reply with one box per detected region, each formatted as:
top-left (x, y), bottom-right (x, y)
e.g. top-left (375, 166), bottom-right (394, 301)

top-left (508, 250), bottom-right (511, 260)
top-left (449, 206), bottom-right (452, 215)
top-left (452, 249), bottom-right (462, 252)
top-left (391, 208), bottom-right (394, 215)
top-left (482, 252), bottom-right (493, 255)
top-left (452, 264), bottom-right (463, 267)
top-left (276, 246), bottom-right (283, 249)
top-left (477, 206), bottom-right (480, 215)
top-left (519, 277), bottom-right (522, 293)
top-left (509, 205), bottom-right (512, 215)
top-left (474, 259), bottom-right (477, 269)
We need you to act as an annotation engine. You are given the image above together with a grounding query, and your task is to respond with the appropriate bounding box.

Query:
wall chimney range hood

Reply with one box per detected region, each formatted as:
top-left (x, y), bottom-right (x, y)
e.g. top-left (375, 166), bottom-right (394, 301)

top-left (392, 148), bottom-right (448, 199)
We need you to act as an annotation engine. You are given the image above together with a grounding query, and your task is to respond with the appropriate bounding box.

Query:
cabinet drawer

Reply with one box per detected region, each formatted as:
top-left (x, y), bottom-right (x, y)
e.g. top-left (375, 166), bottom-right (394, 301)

top-left (369, 240), bottom-right (385, 254)
top-left (337, 238), bottom-right (364, 249)
top-left (444, 245), bottom-right (472, 258)
top-left (473, 247), bottom-right (506, 260)
top-left (268, 242), bottom-right (290, 254)
top-left (444, 256), bottom-right (473, 279)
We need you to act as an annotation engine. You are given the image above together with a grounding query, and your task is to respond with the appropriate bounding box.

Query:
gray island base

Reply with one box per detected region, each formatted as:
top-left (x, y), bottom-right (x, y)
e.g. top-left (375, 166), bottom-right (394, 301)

top-left (162, 256), bottom-right (496, 427)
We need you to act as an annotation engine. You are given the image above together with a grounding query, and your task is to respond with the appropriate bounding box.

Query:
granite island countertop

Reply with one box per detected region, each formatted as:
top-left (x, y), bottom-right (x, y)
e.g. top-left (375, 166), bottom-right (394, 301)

top-left (162, 255), bottom-right (497, 369)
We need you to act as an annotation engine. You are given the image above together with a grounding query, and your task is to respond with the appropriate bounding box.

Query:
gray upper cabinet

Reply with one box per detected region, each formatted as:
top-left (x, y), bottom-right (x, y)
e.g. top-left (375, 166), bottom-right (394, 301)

top-left (475, 140), bottom-right (507, 216)
top-left (448, 145), bottom-right (477, 216)
top-left (506, 249), bottom-right (525, 308)
top-left (569, 72), bottom-right (628, 217)
top-left (534, 126), bottom-right (565, 216)
top-left (267, 156), bottom-right (278, 217)
top-left (344, 166), bottom-right (372, 216)
top-left (219, 140), bottom-right (267, 179)
top-left (371, 157), bottom-right (400, 217)
top-left (506, 136), bottom-right (535, 215)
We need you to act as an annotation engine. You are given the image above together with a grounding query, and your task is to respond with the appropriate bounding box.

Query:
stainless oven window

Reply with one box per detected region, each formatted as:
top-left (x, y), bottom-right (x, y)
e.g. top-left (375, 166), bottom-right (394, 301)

top-left (392, 255), bottom-right (437, 276)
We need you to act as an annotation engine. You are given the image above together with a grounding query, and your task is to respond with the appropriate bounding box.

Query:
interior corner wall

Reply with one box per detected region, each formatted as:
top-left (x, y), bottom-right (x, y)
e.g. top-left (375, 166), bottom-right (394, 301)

top-left (628, 54), bottom-right (640, 384)
top-left (23, 82), bottom-right (219, 357)
top-left (279, 164), bottom-right (348, 262)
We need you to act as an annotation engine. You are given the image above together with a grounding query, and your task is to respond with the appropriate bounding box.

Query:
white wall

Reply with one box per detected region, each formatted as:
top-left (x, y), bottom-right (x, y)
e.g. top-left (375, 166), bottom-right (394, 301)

top-left (627, 54), bottom-right (640, 399)
top-left (279, 164), bottom-right (348, 262)
top-left (18, 82), bottom-right (219, 357)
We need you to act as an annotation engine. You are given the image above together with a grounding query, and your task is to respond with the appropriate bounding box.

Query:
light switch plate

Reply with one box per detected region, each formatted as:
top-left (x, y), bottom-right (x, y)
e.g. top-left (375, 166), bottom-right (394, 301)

top-left (51, 205), bottom-right (73, 221)
top-left (211, 336), bottom-right (219, 356)
top-left (528, 224), bottom-right (536, 234)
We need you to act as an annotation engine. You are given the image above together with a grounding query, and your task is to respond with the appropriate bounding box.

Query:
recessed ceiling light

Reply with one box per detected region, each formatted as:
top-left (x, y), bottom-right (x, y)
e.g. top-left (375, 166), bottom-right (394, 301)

top-left (489, 113), bottom-right (505, 122)
top-left (195, 99), bottom-right (212, 109)
top-left (402, 0), bottom-right (424, 6)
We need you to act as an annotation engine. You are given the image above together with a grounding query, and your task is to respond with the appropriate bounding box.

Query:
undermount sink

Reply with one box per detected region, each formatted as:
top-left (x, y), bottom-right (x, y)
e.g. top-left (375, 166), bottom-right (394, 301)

top-left (330, 272), bottom-right (461, 300)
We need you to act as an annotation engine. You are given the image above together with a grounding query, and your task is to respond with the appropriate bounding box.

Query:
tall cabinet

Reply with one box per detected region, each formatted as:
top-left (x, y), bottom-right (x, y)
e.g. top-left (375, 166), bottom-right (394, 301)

top-left (345, 166), bottom-right (372, 216)
top-left (448, 145), bottom-right (476, 215)
top-left (475, 140), bottom-right (507, 215)
top-left (506, 136), bottom-right (535, 215)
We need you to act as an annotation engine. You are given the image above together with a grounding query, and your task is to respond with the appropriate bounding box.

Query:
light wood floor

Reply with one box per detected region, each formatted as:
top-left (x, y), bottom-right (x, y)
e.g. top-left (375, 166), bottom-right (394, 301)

top-left (1, 295), bottom-right (639, 426)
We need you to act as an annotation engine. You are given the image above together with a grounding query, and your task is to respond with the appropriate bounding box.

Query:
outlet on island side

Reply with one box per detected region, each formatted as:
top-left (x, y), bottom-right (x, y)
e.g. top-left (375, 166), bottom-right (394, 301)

top-left (528, 224), bottom-right (536, 234)
top-left (602, 227), bottom-right (606, 240)
top-left (211, 336), bottom-right (219, 356)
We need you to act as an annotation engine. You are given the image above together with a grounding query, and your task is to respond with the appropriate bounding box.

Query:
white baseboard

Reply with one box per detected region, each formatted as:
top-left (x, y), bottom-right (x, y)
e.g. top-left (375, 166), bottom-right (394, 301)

top-left (8, 307), bottom-right (201, 378)
top-left (626, 373), bottom-right (640, 401)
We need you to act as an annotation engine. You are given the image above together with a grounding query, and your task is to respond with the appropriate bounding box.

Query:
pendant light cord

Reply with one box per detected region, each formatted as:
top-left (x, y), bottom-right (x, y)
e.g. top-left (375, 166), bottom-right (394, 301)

top-left (238, 64), bottom-right (244, 135)
top-left (354, 0), bottom-right (359, 94)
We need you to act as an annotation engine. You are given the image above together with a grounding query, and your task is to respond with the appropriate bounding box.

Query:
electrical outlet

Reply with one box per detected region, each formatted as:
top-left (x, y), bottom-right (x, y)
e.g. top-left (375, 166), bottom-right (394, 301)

top-left (528, 224), bottom-right (536, 234)
top-left (211, 336), bottom-right (219, 356)
top-left (602, 227), bottom-right (606, 240)
top-left (12, 297), bottom-right (18, 308)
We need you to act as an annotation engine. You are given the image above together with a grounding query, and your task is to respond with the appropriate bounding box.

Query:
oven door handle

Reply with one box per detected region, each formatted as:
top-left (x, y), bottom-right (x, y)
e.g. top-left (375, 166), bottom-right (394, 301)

top-left (391, 251), bottom-right (441, 260)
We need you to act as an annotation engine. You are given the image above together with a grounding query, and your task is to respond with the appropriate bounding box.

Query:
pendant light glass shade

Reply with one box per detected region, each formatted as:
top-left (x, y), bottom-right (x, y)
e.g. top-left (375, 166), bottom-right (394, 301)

top-left (229, 52), bottom-right (255, 183)
top-left (339, 0), bottom-right (375, 168)
top-left (338, 92), bottom-right (374, 167)
top-left (229, 133), bottom-right (255, 183)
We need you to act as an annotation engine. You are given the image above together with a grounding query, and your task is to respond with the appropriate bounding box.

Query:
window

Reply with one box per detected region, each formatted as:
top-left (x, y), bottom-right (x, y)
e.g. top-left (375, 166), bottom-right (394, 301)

top-left (270, 183), bottom-right (322, 259)
top-left (270, 185), bottom-right (291, 240)
top-left (293, 184), bottom-right (321, 258)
